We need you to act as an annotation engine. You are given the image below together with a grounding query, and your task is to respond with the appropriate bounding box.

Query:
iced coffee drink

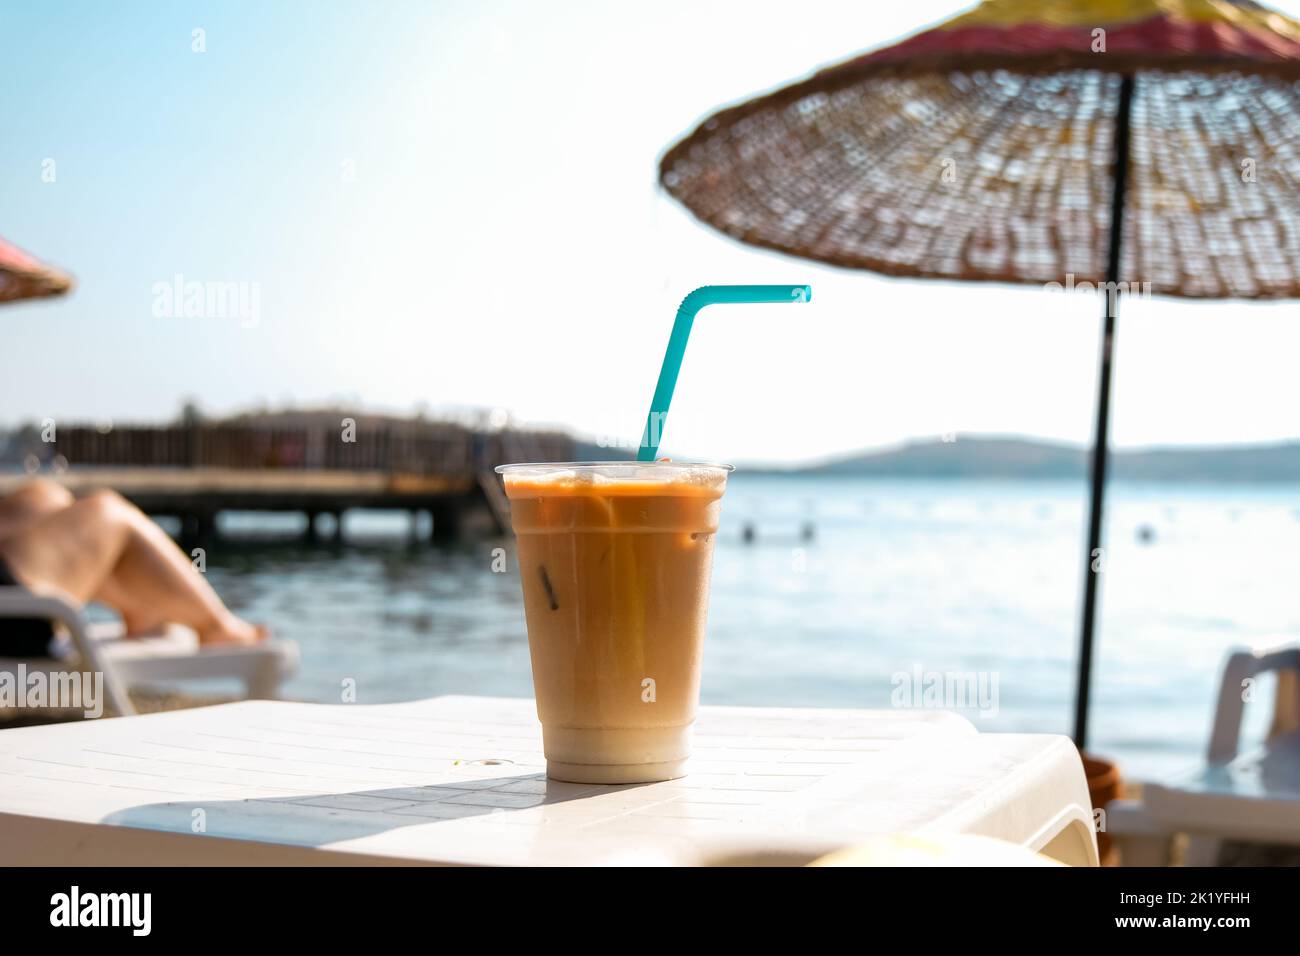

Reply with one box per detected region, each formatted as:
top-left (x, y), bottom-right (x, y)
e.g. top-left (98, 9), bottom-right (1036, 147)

top-left (498, 461), bottom-right (731, 783)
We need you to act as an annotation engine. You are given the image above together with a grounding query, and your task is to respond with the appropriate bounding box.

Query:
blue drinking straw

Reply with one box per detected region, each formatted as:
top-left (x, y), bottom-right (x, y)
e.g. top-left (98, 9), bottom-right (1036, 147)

top-left (637, 285), bottom-right (812, 462)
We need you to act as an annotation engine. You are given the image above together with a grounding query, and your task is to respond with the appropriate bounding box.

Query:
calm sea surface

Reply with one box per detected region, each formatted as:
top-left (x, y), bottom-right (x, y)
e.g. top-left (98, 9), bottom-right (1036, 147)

top-left (188, 475), bottom-right (1299, 782)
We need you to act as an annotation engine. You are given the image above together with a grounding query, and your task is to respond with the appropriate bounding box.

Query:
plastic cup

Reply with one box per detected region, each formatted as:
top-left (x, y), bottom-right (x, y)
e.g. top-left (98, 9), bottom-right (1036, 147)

top-left (498, 461), bottom-right (731, 783)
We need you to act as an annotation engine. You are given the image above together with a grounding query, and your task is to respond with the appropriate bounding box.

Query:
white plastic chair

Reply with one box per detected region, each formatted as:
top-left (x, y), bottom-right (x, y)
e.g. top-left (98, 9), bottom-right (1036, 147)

top-left (0, 585), bottom-right (299, 717)
top-left (1110, 642), bottom-right (1300, 865)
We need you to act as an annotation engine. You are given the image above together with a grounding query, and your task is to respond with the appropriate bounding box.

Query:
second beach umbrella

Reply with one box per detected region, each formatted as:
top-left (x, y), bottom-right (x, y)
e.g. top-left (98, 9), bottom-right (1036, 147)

top-left (659, 0), bottom-right (1300, 746)
top-left (0, 235), bottom-right (73, 304)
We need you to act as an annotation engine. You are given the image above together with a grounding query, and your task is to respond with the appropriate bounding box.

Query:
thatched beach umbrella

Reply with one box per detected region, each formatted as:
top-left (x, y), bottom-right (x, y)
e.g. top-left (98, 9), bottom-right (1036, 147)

top-left (659, 0), bottom-right (1300, 746)
top-left (0, 235), bottom-right (73, 304)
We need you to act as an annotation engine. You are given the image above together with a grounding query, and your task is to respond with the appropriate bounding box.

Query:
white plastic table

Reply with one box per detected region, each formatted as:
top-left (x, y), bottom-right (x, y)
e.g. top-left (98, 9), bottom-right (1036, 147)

top-left (0, 696), bottom-right (1098, 866)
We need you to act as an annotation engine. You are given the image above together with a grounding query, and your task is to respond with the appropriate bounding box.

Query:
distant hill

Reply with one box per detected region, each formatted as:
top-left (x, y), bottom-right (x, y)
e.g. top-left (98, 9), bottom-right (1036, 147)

top-left (755, 437), bottom-right (1300, 483)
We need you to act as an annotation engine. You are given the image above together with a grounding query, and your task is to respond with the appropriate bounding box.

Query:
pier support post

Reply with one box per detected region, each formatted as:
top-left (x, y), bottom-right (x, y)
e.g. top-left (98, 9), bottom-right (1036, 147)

top-left (180, 512), bottom-right (217, 551)
top-left (429, 501), bottom-right (463, 542)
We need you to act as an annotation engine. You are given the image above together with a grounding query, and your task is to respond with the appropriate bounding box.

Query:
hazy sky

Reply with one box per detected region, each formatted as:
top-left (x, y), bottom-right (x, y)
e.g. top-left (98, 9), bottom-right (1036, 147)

top-left (5, 0), bottom-right (1300, 464)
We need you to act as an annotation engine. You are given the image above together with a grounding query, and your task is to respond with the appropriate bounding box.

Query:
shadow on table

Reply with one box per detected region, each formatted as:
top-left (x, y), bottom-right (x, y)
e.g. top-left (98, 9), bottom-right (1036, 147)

top-left (102, 773), bottom-right (640, 846)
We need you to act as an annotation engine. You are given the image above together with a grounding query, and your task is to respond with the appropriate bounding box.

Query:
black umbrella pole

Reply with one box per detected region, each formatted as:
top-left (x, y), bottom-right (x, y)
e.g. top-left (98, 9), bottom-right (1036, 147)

top-left (1073, 73), bottom-right (1135, 749)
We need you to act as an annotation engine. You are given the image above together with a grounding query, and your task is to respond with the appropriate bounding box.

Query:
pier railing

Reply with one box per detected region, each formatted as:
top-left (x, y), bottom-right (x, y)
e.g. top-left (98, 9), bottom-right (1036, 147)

top-left (15, 423), bottom-right (575, 477)
top-left (0, 421), bottom-right (580, 539)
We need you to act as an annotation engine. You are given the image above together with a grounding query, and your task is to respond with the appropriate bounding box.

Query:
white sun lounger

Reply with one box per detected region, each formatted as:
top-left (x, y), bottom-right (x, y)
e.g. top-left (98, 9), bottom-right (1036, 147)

top-left (0, 696), bottom-right (1098, 866)
top-left (0, 586), bottom-right (299, 716)
top-left (1110, 642), bottom-right (1300, 865)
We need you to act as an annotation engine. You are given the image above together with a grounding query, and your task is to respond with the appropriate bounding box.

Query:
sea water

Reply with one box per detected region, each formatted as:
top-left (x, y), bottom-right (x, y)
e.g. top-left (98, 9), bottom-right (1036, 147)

top-left (193, 474), bottom-right (1299, 782)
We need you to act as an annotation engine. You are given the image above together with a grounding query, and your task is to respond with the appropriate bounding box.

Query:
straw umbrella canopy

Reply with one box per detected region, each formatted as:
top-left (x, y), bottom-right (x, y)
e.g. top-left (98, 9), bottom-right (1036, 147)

top-left (0, 236), bottom-right (73, 304)
top-left (659, 0), bottom-right (1300, 747)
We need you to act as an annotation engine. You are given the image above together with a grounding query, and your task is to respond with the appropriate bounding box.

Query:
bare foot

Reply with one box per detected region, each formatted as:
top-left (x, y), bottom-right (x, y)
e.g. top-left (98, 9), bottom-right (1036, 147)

top-left (200, 617), bottom-right (270, 647)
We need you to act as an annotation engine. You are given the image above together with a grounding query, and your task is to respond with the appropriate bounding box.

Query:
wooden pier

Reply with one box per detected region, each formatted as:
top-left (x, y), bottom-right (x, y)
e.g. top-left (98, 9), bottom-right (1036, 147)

top-left (0, 420), bottom-right (574, 543)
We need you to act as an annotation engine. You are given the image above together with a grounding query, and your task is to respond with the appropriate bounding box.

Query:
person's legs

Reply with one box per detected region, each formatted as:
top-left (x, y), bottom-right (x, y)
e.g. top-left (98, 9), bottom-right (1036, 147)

top-left (0, 490), bottom-right (265, 645)
top-left (92, 573), bottom-right (169, 636)
top-left (1, 480), bottom-right (207, 636)
top-left (0, 478), bottom-right (74, 541)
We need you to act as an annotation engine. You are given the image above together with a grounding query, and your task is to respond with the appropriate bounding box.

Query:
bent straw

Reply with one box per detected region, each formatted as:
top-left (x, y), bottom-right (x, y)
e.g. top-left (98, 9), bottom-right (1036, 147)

top-left (638, 285), bottom-right (811, 462)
